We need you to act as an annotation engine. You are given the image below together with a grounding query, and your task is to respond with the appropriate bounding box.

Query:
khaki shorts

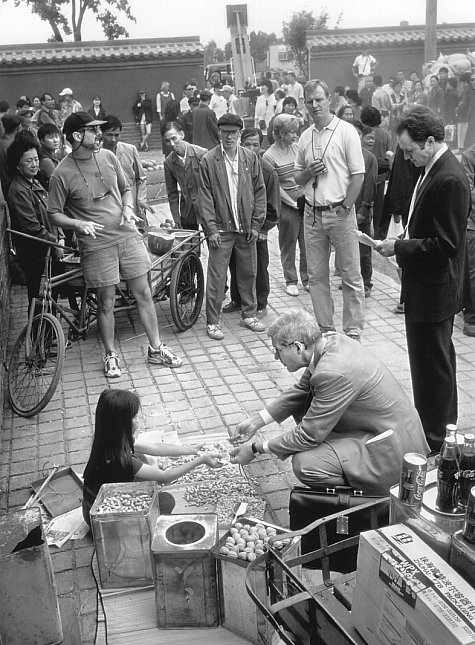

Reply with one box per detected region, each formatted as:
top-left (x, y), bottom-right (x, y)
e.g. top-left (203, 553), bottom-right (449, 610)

top-left (81, 235), bottom-right (152, 288)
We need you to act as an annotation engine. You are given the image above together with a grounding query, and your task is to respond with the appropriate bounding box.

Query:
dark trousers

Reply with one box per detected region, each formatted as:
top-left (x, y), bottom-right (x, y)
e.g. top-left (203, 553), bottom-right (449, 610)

top-left (405, 317), bottom-right (457, 448)
top-left (229, 238), bottom-right (270, 310)
top-left (464, 229), bottom-right (475, 326)
top-left (372, 179), bottom-right (385, 239)
top-left (358, 218), bottom-right (373, 290)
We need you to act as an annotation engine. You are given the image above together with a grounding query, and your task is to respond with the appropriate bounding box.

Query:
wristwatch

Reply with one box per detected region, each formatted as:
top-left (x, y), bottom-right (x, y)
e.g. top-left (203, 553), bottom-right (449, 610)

top-left (341, 203), bottom-right (352, 214)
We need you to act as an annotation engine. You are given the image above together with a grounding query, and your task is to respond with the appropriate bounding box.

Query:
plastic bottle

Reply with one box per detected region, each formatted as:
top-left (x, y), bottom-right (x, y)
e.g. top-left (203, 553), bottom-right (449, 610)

top-left (436, 436), bottom-right (458, 513)
top-left (457, 433), bottom-right (475, 511)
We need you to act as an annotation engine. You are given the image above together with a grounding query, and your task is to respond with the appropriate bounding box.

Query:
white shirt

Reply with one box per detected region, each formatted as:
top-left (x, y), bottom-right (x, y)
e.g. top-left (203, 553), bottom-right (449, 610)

top-left (221, 146), bottom-right (241, 231)
top-left (210, 94), bottom-right (227, 119)
top-left (180, 97), bottom-right (190, 113)
top-left (404, 143), bottom-right (448, 238)
top-left (295, 116), bottom-right (365, 205)
top-left (353, 54), bottom-right (376, 76)
top-left (254, 94), bottom-right (276, 132)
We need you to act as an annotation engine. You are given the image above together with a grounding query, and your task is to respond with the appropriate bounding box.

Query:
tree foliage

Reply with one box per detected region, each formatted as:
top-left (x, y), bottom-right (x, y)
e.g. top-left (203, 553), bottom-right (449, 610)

top-left (203, 40), bottom-right (226, 66)
top-left (282, 8), bottom-right (341, 77)
top-left (249, 30), bottom-right (281, 64)
top-left (2, 0), bottom-right (136, 41)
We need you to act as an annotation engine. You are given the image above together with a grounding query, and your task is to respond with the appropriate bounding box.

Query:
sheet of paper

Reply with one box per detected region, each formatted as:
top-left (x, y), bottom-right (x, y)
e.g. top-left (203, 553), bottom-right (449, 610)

top-left (45, 506), bottom-right (89, 548)
top-left (355, 230), bottom-right (379, 248)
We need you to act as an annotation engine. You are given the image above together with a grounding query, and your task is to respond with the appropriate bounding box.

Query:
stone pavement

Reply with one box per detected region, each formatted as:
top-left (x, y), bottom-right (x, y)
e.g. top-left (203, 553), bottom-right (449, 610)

top-left (1, 229), bottom-right (475, 644)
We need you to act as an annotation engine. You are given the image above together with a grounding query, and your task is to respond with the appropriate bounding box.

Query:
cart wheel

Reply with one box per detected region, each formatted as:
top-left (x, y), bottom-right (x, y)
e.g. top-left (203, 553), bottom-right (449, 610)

top-left (169, 252), bottom-right (204, 331)
top-left (8, 313), bottom-right (65, 417)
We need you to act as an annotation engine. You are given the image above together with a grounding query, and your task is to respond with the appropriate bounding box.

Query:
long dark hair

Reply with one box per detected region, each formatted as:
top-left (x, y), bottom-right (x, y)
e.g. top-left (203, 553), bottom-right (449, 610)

top-left (87, 389), bottom-right (140, 472)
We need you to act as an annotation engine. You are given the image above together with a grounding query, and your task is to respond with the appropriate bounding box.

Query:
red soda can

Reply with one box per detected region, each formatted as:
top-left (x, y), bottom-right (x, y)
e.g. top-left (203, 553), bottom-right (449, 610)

top-left (399, 453), bottom-right (428, 507)
top-left (462, 486), bottom-right (475, 544)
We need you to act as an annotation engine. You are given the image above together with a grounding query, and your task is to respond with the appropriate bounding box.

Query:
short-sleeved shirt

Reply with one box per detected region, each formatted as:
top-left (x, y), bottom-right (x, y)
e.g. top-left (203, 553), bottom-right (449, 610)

top-left (82, 453), bottom-right (143, 525)
top-left (295, 116), bottom-right (365, 205)
top-left (47, 148), bottom-right (136, 252)
top-left (263, 142), bottom-right (300, 199)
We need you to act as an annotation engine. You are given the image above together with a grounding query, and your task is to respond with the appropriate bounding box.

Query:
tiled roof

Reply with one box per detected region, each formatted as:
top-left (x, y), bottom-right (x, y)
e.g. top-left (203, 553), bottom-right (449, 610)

top-left (307, 23), bottom-right (475, 51)
top-left (0, 37), bottom-right (203, 66)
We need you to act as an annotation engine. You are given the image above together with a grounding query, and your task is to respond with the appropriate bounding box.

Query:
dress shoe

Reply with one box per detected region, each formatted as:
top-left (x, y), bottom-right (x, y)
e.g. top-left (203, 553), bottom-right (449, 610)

top-left (463, 324), bottom-right (475, 337)
top-left (222, 301), bottom-right (241, 314)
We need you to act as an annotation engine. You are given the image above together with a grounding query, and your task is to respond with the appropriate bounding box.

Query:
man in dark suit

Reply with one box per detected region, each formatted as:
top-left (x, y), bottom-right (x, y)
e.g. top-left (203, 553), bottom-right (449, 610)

top-left (163, 122), bottom-right (207, 230)
top-left (192, 90), bottom-right (220, 151)
top-left (376, 107), bottom-right (470, 452)
top-left (199, 113), bottom-right (266, 340)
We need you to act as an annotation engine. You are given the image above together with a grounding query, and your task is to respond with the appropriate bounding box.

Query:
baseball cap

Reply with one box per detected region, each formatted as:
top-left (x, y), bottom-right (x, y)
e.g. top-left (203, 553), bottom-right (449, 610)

top-left (221, 85), bottom-right (233, 92)
top-left (218, 113), bottom-right (244, 130)
top-left (59, 87), bottom-right (74, 96)
top-left (17, 106), bottom-right (35, 117)
top-left (63, 111), bottom-right (106, 135)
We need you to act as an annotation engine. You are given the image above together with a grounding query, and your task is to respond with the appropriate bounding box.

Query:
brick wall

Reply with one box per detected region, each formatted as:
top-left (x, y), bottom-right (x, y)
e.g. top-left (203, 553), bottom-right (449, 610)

top-left (0, 198), bottom-right (10, 427)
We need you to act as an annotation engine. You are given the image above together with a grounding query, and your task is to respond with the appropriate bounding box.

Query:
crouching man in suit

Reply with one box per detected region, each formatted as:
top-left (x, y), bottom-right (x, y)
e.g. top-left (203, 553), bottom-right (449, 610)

top-left (229, 308), bottom-right (428, 496)
top-left (376, 106), bottom-right (470, 453)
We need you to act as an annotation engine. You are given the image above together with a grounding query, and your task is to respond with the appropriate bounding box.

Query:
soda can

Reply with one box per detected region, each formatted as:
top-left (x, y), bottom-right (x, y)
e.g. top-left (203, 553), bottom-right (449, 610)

top-left (462, 486), bottom-right (475, 544)
top-left (399, 453), bottom-right (428, 507)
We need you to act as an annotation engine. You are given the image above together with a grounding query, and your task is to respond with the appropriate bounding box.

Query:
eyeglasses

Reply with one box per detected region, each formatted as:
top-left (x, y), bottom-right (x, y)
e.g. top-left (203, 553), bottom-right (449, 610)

top-left (272, 341), bottom-right (304, 360)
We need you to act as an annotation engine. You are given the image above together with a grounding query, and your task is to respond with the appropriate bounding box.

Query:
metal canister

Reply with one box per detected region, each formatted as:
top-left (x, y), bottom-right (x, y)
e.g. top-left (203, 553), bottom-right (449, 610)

top-left (399, 453), bottom-right (428, 507)
top-left (462, 486), bottom-right (475, 544)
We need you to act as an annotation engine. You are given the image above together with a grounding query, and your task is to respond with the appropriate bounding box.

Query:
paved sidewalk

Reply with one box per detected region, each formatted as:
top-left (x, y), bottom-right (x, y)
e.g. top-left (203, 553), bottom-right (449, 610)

top-left (1, 230), bottom-right (475, 643)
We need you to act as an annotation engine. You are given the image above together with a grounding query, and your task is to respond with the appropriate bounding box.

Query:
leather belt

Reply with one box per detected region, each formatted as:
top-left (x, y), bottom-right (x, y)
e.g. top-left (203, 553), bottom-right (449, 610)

top-left (305, 200), bottom-right (343, 212)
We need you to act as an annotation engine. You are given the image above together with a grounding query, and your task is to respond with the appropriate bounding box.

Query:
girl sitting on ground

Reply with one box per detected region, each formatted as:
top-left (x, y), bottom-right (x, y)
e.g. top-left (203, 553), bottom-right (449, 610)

top-left (82, 388), bottom-right (221, 525)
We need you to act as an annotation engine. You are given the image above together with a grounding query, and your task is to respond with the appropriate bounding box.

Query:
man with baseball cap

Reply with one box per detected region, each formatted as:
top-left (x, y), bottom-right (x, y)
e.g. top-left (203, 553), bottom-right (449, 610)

top-left (47, 111), bottom-right (183, 377)
top-left (199, 113), bottom-right (266, 340)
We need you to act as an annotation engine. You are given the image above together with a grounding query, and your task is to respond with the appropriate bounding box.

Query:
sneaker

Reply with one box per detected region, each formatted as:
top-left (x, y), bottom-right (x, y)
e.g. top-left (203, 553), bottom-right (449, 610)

top-left (103, 351), bottom-right (121, 378)
top-left (240, 317), bottom-right (265, 332)
top-left (364, 286), bottom-right (372, 298)
top-left (303, 284), bottom-right (310, 292)
top-left (222, 301), bottom-right (241, 314)
top-left (148, 343), bottom-right (183, 368)
top-left (286, 285), bottom-right (299, 297)
top-left (346, 333), bottom-right (361, 343)
top-left (207, 324), bottom-right (224, 340)
top-left (257, 307), bottom-right (267, 318)
top-left (393, 303), bottom-right (405, 314)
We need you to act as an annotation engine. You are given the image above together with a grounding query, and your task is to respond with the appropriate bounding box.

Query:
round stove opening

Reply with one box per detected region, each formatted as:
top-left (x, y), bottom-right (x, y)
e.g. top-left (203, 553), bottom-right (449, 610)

top-left (166, 521), bottom-right (206, 545)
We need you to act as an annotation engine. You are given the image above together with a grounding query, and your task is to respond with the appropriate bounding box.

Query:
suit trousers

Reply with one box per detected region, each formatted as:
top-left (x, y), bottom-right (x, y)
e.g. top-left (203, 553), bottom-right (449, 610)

top-left (405, 317), bottom-right (457, 447)
top-left (463, 229), bottom-right (475, 326)
top-left (304, 204), bottom-right (365, 335)
top-left (279, 202), bottom-right (308, 287)
top-left (206, 231), bottom-right (257, 324)
top-left (229, 237), bottom-right (270, 310)
top-left (291, 442), bottom-right (347, 488)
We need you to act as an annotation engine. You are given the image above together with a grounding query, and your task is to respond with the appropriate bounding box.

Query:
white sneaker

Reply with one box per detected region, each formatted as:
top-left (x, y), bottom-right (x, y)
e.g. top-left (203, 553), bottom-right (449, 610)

top-left (286, 285), bottom-right (299, 297)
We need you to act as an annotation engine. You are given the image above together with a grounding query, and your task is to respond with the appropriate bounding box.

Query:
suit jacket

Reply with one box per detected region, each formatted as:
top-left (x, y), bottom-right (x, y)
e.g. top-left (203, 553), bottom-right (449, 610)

top-left (198, 146), bottom-right (266, 236)
top-left (265, 333), bottom-right (428, 495)
top-left (164, 143), bottom-right (207, 228)
top-left (394, 149), bottom-right (471, 323)
top-left (192, 105), bottom-right (220, 150)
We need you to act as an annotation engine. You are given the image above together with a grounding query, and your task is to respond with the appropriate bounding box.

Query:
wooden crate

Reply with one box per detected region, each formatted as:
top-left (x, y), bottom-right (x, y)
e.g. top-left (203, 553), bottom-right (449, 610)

top-left (90, 481), bottom-right (160, 589)
top-left (213, 517), bottom-right (301, 645)
top-left (152, 513), bottom-right (220, 629)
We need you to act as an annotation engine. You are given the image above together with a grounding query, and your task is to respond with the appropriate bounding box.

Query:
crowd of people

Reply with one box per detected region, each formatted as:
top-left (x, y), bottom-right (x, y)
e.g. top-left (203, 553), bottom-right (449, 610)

top-left (1, 60), bottom-right (474, 498)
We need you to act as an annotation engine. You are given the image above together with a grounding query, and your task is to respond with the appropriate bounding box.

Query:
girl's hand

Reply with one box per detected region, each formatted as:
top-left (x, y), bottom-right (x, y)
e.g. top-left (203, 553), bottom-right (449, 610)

top-left (200, 452), bottom-right (224, 468)
top-left (187, 442), bottom-right (205, 455)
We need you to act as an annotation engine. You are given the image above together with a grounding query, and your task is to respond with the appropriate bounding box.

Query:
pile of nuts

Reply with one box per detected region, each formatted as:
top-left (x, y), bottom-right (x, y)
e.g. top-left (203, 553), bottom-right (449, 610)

top-left (219, 522), bottom-right (291, 561)
top-left (94, 491), bottom-right (153, 514)
top-left (141, 159), bottom-right (160, 171)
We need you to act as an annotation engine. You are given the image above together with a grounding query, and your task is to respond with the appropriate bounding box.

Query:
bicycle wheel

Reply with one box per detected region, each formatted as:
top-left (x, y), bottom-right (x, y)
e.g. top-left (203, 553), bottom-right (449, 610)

top-left (8, 313), bottom-right (65, 417)
top-left (169, 252), bottom-right (204, 331)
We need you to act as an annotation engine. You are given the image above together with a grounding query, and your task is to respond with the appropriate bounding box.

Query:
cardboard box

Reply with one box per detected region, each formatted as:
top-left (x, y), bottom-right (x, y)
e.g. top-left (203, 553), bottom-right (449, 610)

top-left (213, 517), bottom-right (301, 645)
top-left (353, 524), bottom-right (475, 645)
top-left (90, 481), bottom-right (160, 589)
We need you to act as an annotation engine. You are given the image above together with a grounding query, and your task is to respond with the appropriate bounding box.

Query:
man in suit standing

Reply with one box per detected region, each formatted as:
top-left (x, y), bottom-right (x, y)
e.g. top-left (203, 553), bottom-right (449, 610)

top-left (229, 309), bottom-right (428, 496)
top-left (376, 107), bottom-right (470, 453)
top-left (192, 90), bottom-right (220, 151)
top-left (199, 113), bottom-right (266, 341)
top-left (163, 122), bottom-right (207, 230)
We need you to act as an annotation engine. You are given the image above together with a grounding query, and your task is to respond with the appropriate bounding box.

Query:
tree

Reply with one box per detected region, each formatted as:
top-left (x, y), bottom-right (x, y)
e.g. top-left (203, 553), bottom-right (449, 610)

top-left (203, 40), bottom-right (225, 66)
top-left (282, 8), bottom-right (341, 77)
top-left (2, 0), bottom-right (136, 41)
top-left (249, 31), bottom-right (281, 65)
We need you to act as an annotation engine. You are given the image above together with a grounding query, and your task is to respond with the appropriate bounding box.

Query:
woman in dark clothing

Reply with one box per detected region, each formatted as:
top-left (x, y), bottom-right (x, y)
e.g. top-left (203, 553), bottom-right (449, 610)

top-left (87, 95), bottom-right (107, 121)
top-left (82, 389), bottom-right (222, 526)
top-left (132, 90), bottom-right (153, 151)
top-left (7, 134), bottom-right (64, 310)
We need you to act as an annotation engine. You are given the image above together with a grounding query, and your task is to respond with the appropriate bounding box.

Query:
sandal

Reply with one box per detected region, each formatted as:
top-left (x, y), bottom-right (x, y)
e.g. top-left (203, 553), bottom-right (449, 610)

top-left (103, 351), bottom-right (121, 378)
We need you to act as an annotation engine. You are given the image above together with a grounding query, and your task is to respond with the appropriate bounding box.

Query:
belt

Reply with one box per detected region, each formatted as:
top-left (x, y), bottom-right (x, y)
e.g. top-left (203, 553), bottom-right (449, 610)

top-left (305, 200), bottom-right (343, 212)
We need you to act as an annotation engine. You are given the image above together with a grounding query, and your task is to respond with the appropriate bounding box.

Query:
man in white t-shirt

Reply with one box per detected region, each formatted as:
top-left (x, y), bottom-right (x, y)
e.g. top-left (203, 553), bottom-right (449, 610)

top-left (352, 49), bottom-right (376, 92)
top-left (283, 71), bottom-right (305, 112)
top-left (295, 79), bottom-right (365, 341)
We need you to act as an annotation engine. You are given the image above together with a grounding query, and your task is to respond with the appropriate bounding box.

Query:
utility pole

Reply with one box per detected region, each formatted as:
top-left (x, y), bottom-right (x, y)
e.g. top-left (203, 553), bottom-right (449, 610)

top-left (425, 0), bottom-right (438, 64)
